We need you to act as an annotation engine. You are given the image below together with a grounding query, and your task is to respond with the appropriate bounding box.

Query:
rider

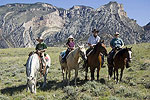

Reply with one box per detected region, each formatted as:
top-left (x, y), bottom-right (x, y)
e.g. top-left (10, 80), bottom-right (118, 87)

top-left (35, 37), bottom-right (47, 72)
top-left (62, 35), bottom-right (75, 63)
top-left (109, 32), bottom-right (124, 64)
top-left (86, 29), bottom-right (104, 66)
top-left (87, 29), bottom-right (100, 55)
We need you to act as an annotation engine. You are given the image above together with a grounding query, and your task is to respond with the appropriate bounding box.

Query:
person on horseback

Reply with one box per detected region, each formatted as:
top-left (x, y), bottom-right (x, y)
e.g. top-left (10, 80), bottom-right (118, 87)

top-left (86, 29), bottom-right (100, 55)
top-left (61, 35), bottom-right (75, 63)
top-left (35, 37), bottom-right (47, 73)
top-left (86, 29), bottom-right (105, 67)
top-left (108, 32), bottom-right (124, 65)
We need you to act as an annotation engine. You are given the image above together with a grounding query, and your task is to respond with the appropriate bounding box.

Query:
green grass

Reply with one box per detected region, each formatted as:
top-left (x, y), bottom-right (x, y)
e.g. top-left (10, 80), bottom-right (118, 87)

top-left (0, 43), bottom-right (150, 100)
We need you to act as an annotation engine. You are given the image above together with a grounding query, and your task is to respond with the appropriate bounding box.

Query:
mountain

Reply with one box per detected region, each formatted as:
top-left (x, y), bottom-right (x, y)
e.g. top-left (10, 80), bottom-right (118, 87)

top-left (143, 22), bottom-right (150, 42)
top-left (0, 2), bottom-right (149, 48)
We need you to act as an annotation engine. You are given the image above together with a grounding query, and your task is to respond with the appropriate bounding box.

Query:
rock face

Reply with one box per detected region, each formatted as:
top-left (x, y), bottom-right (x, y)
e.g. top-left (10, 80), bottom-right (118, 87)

top-left (143, 22), bottom-right (150, 42)
top-left (0, 2), bottom-right (149, 48)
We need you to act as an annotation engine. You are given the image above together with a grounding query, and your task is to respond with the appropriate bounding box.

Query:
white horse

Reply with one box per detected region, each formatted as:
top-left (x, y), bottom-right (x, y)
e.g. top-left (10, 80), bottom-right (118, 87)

top-left (59, 45), bottom-right (87, 86)
top-left (26, 53), bottom-right (51, 93)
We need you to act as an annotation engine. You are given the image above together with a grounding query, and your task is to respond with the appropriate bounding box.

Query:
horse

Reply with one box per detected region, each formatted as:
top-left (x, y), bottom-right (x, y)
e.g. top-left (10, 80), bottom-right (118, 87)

top-left (84, 41), bottom-right (108, 81)
top-left (107, 47), bottom-right (132, 83)
top-left (26, 53), bottom-right (51, 93)
top-left (59, 51), bottom-right (68, 82)
top-left (60, 45), bottom-right (87, 86)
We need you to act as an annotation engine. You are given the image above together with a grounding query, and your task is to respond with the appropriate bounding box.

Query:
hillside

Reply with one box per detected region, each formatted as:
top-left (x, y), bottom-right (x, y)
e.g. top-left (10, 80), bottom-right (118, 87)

top-left (0, 2), bottom-right (150, 48)
top-left (0, 43), bottom-right (150, 99)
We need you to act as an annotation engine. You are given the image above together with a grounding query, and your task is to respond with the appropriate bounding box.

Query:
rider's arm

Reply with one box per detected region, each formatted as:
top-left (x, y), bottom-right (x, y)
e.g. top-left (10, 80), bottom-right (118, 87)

top-left (88, 43), bottom-right (95, 48)
top-left (120, 39), bottom-right (124, 48)
top-left (110, 40), bottom-right (113, 49)
top-left (88, 36), bottom-right (94, 48)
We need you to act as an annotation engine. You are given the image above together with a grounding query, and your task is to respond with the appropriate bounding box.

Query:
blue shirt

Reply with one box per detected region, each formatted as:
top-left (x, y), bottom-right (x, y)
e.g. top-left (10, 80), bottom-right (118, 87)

top-left (110, 38), bottom-right (124, 48)
top-left (88, 35), bottom-right (100, 45)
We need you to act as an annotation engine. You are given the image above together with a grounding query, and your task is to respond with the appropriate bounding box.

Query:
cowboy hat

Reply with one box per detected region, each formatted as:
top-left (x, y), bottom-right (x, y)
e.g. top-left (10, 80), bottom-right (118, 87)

top-left (92, 29), bottom-right (99, 33)
top-left (68, 35), bottom-right (74, 39)
top-left (36, 37), bottom-right (44, 41)
top-left (114, 32), bottom-right (120, 36)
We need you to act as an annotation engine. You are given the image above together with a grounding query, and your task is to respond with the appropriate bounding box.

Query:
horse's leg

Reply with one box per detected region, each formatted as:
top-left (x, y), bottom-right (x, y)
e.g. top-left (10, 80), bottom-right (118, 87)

top-left (85, 64), bottom-right (88, 80)
top-left (91, 68), bottom-right (95, 81)
top-left (114, 68), bottom-right (116, 81)
top-left (116, 69), bottom-right (119, 84)
top-left (42, 67), bottom-right (48, 88)
top-left (75, 68), bottom-right (78, 86)
top-left (108, 65), bottom-right (112, 80)
top-left (120, 68), bottom-right (124, 82)
top-left (34, 77), bottom-right (37, 94)
top-left (68, 71), bottom-right (71, 85)
top-left (66, 69), bottom-right (68, 80)
top-left (42, 74), bottom-right (47, 88)
top-left (26, 80), bottom-right (29, 92)
top-left (97, 67), bottom-right (100, 80)
top-left (62, 68), bottom-right (64, 82)
top-left (34, 83), bottom-right (36, 94)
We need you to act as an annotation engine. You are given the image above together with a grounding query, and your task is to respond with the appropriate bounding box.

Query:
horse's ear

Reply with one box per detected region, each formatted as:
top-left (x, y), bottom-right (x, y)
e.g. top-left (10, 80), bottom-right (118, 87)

top-left (82, 44), bottom-right (84, 47)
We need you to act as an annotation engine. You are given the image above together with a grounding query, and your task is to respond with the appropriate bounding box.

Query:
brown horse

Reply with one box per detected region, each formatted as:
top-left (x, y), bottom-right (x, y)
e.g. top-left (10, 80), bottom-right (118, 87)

top-left (85, 41), bottom-right (107, 80)
top-left (107, 47), bottom-right (132, 83)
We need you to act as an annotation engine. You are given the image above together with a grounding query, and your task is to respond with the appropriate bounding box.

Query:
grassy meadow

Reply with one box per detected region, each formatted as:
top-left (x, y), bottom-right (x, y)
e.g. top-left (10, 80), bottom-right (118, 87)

top-left (0, 43), bottom-right (150, 100)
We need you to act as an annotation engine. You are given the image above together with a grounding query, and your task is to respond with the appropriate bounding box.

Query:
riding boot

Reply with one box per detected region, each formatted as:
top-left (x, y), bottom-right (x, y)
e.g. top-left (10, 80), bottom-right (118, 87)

top-left (109, 50), bottom-right (115, 65)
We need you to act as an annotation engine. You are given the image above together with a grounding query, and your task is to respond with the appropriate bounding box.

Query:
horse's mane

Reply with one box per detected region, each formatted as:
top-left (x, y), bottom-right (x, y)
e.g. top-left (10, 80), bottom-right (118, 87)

top-left (66, 47), bottom-right (79, 59)
top-left (116, 48), bottom-right (127, 56)
top-left (92, 42), bottom-right (101, 54)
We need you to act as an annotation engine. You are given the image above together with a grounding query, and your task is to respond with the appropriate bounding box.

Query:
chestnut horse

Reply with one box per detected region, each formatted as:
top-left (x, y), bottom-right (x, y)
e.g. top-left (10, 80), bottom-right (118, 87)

top-left (107, 47), bottom-right (132, 83)
top-left (85, 41), bottom-right (107, 80)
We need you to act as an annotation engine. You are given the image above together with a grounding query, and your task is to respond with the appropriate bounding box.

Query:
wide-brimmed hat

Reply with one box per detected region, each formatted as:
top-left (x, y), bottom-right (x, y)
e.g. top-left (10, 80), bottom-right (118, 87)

top-left (68, 35), bottom-right (74, 39)
top-left (92, 29), bottom-right (99, 33)
top-left (36, 37), bottom-right (44, 41)
top-left (114, 32), bottom-right (120, 36)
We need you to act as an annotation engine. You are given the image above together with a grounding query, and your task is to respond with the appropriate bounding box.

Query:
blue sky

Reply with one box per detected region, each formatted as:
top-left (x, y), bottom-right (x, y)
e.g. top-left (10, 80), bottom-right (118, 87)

top-left (0, 0), bottom-right (149, 26)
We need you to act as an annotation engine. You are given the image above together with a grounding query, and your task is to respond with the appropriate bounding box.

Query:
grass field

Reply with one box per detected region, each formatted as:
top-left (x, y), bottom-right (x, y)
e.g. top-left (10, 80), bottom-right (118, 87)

top-left (0, 43), bottom-right (150, 100)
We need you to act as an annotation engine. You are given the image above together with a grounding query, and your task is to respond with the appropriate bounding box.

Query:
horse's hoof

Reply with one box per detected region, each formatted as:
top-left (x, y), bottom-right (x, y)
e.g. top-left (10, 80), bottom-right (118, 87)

top-left (85, 78), bottom-right (88, 81)
top-left (91, 79), bottom-right (94, 81)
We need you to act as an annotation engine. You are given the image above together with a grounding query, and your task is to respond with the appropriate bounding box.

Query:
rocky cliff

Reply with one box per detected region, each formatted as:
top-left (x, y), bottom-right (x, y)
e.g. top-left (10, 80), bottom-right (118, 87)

top-left (0, 2), bottom-right (149, 48)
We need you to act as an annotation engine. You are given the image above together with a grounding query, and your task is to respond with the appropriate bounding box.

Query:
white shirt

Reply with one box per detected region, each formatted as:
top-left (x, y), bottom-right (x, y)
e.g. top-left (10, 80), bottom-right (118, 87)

top-left (88, 35), bottom-right (100, 46)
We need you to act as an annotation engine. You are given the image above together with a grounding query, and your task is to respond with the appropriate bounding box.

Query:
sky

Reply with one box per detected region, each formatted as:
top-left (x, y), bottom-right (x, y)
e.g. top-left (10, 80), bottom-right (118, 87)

top-left (0, 0), bottom-right (149, 26)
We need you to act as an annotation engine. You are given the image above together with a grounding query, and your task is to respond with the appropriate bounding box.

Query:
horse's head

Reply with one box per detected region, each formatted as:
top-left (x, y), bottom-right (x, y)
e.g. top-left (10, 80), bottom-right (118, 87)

top-left (95, 40), bottom-right (108, 56)
top-left (78, 44), bottom-right (87, 61)
top-left (126, 47), bottom-right (132, 62)
top-left (27, 76), bottom-right (36, 93)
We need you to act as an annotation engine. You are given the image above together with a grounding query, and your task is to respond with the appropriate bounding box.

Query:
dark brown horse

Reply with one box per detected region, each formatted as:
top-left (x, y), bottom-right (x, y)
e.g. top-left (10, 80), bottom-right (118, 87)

top-left (107, 47), bottom-right (132, 83)
top-left (85, 41), bottom-right (107, 80)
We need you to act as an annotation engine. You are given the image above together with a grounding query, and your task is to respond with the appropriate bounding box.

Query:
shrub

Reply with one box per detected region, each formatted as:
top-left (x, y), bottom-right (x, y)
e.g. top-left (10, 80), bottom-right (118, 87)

top-left (63, 86), bottom-right (79, 100)
top-left (0, 95), bottom-right (10, 100)
top-left (108, 96), bottom-right (120, 100)
top-left (80, 94), bottom-right (92, 100)
top-left (37, 95), bottom-right (45, 100)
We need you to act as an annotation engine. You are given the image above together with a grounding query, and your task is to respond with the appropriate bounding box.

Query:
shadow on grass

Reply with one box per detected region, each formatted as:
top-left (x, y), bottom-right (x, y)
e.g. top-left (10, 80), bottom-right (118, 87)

top-left (0, 79), bottom-right (88, 95)
top-left (38, 78), bottom-right (88, 91)
top-left (0, 84), bottom-right (26, 96)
